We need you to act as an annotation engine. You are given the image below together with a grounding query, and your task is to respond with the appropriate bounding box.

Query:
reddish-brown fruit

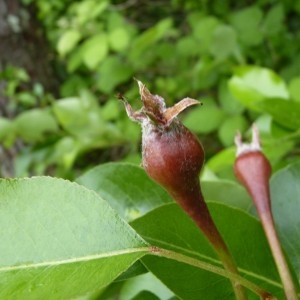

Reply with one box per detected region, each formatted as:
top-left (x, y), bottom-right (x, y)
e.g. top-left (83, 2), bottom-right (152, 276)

top-left (121, 80), bottom-right (205, 219)
top-left (234, 126), bottom-right (272, 215)
top-left (234, 152), bottom-right (272, 215)
top-left (142, 123), bottom-right (204, 214)
top-left (234, 125), bottom-right (298, 300)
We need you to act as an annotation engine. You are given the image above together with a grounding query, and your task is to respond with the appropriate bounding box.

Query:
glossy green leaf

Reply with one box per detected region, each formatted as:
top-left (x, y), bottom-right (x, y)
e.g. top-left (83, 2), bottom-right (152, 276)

top-left (228, 66), bottom-right (289, 110)
top-left (76, 163), bottom-right (172, 222)
top-left (0, 177), bottom-right (148, 300)
top-left (270, 162), bottom-right (300, 278)
top-left (131, 203), bottom-right (283, 299)
top-left (57, 29), bottom-right (81, 57)
top-left (257, 98), bottom-right (300, 130)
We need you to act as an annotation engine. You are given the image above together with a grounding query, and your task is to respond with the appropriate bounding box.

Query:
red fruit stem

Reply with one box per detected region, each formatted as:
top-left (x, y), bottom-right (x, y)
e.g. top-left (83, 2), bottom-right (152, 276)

top-left (234, 126), bottom-right (298, 300)
top-left (260, 210), bottom-right (298, 300)
top-left (174, 184), bottom-right (248, 300)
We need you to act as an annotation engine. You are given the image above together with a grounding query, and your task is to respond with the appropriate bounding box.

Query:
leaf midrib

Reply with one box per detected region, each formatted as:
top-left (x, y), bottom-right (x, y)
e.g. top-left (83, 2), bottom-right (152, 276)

top-left (0, 247), bottom-right (150, 272)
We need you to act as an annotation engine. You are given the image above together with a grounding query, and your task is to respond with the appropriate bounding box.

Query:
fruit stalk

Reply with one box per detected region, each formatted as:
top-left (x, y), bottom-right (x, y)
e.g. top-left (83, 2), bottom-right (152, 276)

top-left (234, 125), bottom-right (298, 300)
top-left (121, 80), bottom-right (247, 299)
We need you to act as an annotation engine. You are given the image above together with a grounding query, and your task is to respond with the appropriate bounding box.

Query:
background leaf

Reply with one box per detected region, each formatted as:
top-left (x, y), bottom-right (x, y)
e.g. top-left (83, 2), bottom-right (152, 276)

top-left (0, 177), bottom-right (148, 300)
top-left (82, 34), bottom-right (108, 70)
top-left (210, 25), bottom-right (237, 60)
top-left (183, 100), bottom-right (225, 134)
top-left (76, 163), bottom-right (172, 221)
top-left (131, 203), bottom-right (284, 299)
top-left (230, 6), bottom-right (263, 46)
top-left (57, 29), bottom-right (81, 57)
top-left (201, 180), bottom-right (252, 211)
top-left (229, 66), bottom-right (289, 110)
top-left (118, 273), bottom-right (175, 300)
top-left (217, 115), bottom-right (248, 146)
top-left (14, 109), bottom-right (58, 142)
top-left (257, 98), bottom-right (300, 130)
top-left (270, 162), bottom-right (300, 278)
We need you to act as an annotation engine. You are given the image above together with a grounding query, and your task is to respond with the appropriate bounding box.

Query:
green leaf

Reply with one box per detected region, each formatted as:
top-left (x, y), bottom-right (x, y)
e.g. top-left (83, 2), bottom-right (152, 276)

top-left (131, 203), bottom-right (283, 299)
top-left (206, 147), bottom-right (236, 174)
top-left (82, 34), bottom-right (108, 70)
top-left (191, 16), bottom-right (219, 53)
top-left (109, 27), bottom-right (130, 52)
top-left (0, 177), bottom-right (148, 300)
top-left (201, 180), bottom-right (252, 212)
top-left (96, 56), bottom-right (133, 94)
top-left (14, 109), bottom-right (58, 142)
top-left (183, 100), bottom-right (225, 134)
top-left (74, 0), bottom-right (108, 25)
top-left (230, 6), bottom-right (263, 46)
top-left (52, 94), bottom-right (108, 144)
top-left (57, 29), bottom-right (81, 57)
top-left (257, 98), bottom-right (300, 130)
top-left (53, 136), bottom-right (80, 169)
top-left (210, 25), bottom-right (237, 60)
top-left (218, 80), bottom-right (245, 114)
top-left (288, 76), bottom-right (300, 101)
top-left (0, 117), bottom-right (15, 142)
top-left (218, 115), bottom-right (248, 146)
top-left (129, 18), bottom-right (173, 61)
top-left (119, 273), bottom-right (174, 300)
top-left (176, 36), bottom-right (199, 57)
top-left (100, 99), bottom-right (121, 121)
top-left (270, 162), bottom-right (300, 278)
top-left (262, 4), bottom-right (284, 36)
top-left (228, 66), bottom-right (289, 110)
top-left (76, 163), bottom-right (172, 222)
top-left (130, 291), bottom-right (160, 300)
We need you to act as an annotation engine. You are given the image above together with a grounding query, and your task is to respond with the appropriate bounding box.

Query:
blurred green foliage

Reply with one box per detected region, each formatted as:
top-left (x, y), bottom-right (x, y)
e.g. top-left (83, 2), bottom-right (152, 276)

top-left (1, 0), bottom-right (300, 178)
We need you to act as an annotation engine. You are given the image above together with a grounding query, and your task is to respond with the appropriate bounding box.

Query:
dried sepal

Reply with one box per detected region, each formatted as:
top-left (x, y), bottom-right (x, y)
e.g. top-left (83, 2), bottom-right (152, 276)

top-left (164, 97), bottom-right (201, 126)
top-left (137, 80), bottom-right (166, 125)
top-left (119, 96), bottom-right (146, 123)
top-left (235, 124), bottom-right (261, 156)
top-left (122, 80), bottom-right (202, 127)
